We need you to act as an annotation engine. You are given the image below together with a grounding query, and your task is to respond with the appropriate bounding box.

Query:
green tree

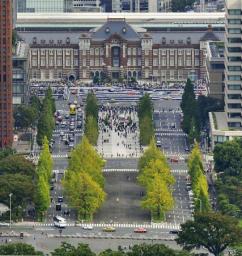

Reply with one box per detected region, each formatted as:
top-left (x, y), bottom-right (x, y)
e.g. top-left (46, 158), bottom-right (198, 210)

top-left (0, 243), bottom-right (43, 255)
top-left (127, 243), bottom-right (191, 256)
top-left (35, 175), bottom-right (50, 221)
top-left (68, 136), bottom-right (105, 188)
top-left (14, 105), bottom-right (36, 129)
top-left (141, 173), bottom-right (174, 221)
top-left (0, 155), bottom-right (35, 176)
top-left (176, 212), bottom-right (242, 256)
top-left (138, 94), bottom-right (154, 145)
top-left (37, 136), bottom-right (53, 181)
top-left (214, 140), bottom-right (242, 176)
top-left (85, 92), bottom-right (98, 121)
top-left (63, 171), bottom-right (105, 220)
top-left (85, 115), bottom-right (99, 146)
top-left (99, 249), bottom-right (126, 256)
top-left (0, 148), bottom-right (15, 161)
top-left (51, 242), bottom-right (95, 256)
top-left (180, 79), bottom-right (199, 137)
top-left (0, 174), bottom-right (35, 221)
top-left (44, 87), bottom-right (56, 114)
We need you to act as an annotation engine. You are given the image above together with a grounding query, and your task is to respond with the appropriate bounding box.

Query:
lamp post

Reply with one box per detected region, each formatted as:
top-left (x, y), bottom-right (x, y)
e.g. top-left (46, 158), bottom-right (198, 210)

top-left (196, 198), bottom-right (202, 213)
top-left (9, 193), bottom-right (13, 228)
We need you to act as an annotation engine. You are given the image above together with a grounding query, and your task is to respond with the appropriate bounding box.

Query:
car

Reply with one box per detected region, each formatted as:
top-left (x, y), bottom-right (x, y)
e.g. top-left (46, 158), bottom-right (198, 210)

top-left (60, 131), bottom-right (65, 137)
top-left (76, 121), bottom-right (82, 128)
top-left (184, 147), bottom-right (190, 152)
top-left (64, 140), bottom-right (70, 146)
top-left (69, 136), bottom-right (74, 142)
top-left (63, 209), bottom-right (70, 215)
top-left (56, 204), bottom-right (61, 211)
top-left (169, 230), bottom-right (179, 234)
top-left (69, 125), bottom-right (75, 131)
top-left (58, 196), bottom-right (64, 203)
top-left (103, 226), bottom-right (116, 232)
top-left (134, 227), bottom-right (147, 233)
top-left (69, 142), bottom-right (74, 148)
top-left (82, 224), bottom-right (94, 230)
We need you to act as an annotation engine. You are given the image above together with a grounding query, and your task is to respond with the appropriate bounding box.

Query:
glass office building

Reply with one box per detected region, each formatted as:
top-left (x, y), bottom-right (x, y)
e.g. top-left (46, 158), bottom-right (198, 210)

top-left (17, 0), bottom-right (73, 12)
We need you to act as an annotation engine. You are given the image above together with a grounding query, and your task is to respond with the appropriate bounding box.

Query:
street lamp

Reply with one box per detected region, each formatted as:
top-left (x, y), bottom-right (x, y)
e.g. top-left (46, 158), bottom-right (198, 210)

top-left (195, 198), bottom-right (202, 213)
top-left (9, 193), bottom-right (13, 228)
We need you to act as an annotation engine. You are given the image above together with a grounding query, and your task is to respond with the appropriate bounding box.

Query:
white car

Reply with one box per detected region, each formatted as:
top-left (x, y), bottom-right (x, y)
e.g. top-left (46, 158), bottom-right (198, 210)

top-left (82, 224), bottom-right (93, 230)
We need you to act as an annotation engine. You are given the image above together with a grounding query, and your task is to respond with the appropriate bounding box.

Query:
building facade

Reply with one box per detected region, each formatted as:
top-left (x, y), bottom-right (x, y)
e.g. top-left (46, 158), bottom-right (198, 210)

top-left (26, 19), bottom-right (219, 83)
top-left (224, 0), bottom-right (242, 129)
top-left (0, 0), bottom-right (13, 148)
top-left (17, 0), bottom-right (73, 13)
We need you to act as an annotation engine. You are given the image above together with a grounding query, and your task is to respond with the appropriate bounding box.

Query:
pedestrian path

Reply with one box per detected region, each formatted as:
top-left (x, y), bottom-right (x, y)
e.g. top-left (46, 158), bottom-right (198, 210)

top-left (154, 110), bottom-right (182, 114)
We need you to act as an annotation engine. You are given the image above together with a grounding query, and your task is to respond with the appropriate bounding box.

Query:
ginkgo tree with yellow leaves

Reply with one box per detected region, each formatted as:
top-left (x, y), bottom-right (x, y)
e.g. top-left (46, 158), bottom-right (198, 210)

top-left (188, 143), bottom-right (210, 213)
top-left (138, 138), bottom-right (175, 221)
top-left (63, 136), bottom-right (106, 221)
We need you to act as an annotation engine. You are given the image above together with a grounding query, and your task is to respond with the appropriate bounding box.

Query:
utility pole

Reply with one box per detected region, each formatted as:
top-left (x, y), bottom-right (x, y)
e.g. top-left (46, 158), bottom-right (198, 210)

top-left (9, 193), bottom-right (13, 228)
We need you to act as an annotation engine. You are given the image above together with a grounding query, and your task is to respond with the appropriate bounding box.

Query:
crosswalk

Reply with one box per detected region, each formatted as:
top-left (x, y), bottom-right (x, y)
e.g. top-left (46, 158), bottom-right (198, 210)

top-left (155, 132), bottom-right (187, 137)
top-left (155, 128), bottom-right (183, 133)
top-left (102, 169), bottom-right (187, 174)
top-left (52, 154), bottom-right (68, 159)
top-left (154, 110), bottom-right (182, 114)
top-left (17, 222), bottom-right (181, 230)
top-left (53, 129), bottom-right (82, 134)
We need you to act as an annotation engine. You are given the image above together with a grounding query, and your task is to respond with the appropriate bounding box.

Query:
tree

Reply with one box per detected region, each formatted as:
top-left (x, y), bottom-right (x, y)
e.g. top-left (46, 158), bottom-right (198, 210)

top-left (14, 105), bottom-right (36, 129)
top-left (214, 140), bottom-right (242, 176)
top-left (141, 173), bottom-right (174, 220)
top-left (188, 143), bottom-right (210, 213)
top-left (138, 94), bottom-right (154, 146)
top-left (68, 136), bottom-right (105, 188)
top-left (180, 79), bottom-right (199, 137)
top-left (63, 171), bottom-right (105, 220)
top-left (0, 174), bottom-right (35, 221)
top-left (0, 155), bottom-right (35, 177)
top-left (35, 175), bottom-right (50, 220)
top-left (139, 116), bottom-right (154, 145)
top-left (85, 92), bottom-right (98, 122)
top-left (138, 138), bottom-right (168, 172)
top-left (138, 158), bottom-right (175, 189)
top-left (127, 243), bottom-right (191, 256)
top-left (0, 148), bottom-right (15, 161)
top-left (85, 115), bottom-right (99, 146)
top-left (0, 243), bottom-right (43, 255)
top-left (44, 87), bottom-right (56, 114)
top-left (37, 136), bottom-right (53, 181)
top-left (51, 242), bottom-right (95, 256)
top-left (99, 249), bottom-right (126, 256)
top-left (176, 212), bottom-right (242, 256)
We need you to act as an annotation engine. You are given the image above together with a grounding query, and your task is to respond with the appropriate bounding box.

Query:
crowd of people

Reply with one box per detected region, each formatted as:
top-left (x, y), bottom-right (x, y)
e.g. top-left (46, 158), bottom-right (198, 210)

top-left (98, 105), bottom-right (140, 158)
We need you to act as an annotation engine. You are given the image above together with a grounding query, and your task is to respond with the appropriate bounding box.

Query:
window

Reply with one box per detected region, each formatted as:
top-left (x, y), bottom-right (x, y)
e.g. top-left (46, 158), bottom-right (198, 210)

top-left (228, 75), bottom-right (241, 81)
top-left (228, 19), bottom-right (241, 24)
top-left (95, 48), bottom-right (99, 55)
top-left (145, 58), bottom-right (149, 66)
top-left (228, 84), bottom-right (241, 90)
top-left (128, 48), bottom-right (131, 55)
top-left (49, 58), bottom-right (54, 66)
top-left (90, 59), bottom-right (94, 66)
top-left (228, 66), bottom-right (241, 71)
top-left (90, 48), bottom-right (94, 55)
top-left (170, 58), bottom-right (174, 66)
top-left (178, 57), bottom-right (183, 66)
top-left (227, 103), bottom-right (241, 109)
top-left (153, 49), bottom-right (158, 55)
top-left (40, 57), bottom-right (46, 66)
top-left (132, 48), bottom-right (136, 55)
top-left (228, 9), bottom-right (241, 15)
top-left (74, 58), bottom-right (78, 66)
top-left (228, 94), bottom-right (241, 99)
top-left (228, 28), bottom-right (241, 34)
top-left (153, 58), bottom-right (158, 66)
top-left (228, 38), bottom-right (241, 43)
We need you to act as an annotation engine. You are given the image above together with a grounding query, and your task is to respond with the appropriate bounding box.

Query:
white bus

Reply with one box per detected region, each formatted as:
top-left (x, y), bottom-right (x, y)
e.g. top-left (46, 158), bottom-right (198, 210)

top-left (53, 216), bottom-right (67, 228)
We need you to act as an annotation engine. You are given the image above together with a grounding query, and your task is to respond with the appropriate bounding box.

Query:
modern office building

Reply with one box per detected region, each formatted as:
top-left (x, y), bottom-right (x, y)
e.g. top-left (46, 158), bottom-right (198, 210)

top-left (209, 0), bottom-right (242, 149)
top-left (17, 0), bottom-right (73, 13)
top-left (224, 0), bottom-right (242, 128)
top-left (0, 0), bottom-right (13, 148)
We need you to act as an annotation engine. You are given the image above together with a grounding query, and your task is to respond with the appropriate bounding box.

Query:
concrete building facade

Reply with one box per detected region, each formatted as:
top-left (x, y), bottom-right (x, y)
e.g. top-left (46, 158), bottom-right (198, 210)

top-left (224, 0), bottom-right (242, 129)
top-left (0, 0), bottom-right (13, 148)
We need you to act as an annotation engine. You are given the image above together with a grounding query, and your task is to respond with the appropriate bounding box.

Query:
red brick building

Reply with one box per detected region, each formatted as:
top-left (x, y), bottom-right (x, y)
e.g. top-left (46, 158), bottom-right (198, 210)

top-left (0, 0), bottom-right (13, 148)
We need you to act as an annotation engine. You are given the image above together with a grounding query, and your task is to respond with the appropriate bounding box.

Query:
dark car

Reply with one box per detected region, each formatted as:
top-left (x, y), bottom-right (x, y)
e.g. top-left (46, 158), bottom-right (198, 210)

top-left (56, 204), bottom-right (61, 211)
top-left (169, 230), bottom-right (179, 234)
top-left (58, 196), bottom-right (64, 203)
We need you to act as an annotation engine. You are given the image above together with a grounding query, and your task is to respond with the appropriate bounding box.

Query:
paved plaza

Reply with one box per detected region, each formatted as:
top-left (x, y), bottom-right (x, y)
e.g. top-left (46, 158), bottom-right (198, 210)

top-left (97, 105), bottom-right (140, 158)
